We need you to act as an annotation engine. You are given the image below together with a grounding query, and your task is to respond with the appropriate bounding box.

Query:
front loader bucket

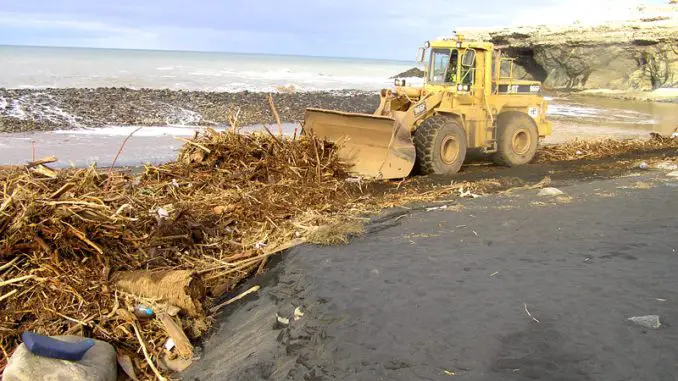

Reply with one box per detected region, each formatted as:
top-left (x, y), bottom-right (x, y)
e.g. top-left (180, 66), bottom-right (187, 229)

top-left (303, 108), bottom-right (415, 179)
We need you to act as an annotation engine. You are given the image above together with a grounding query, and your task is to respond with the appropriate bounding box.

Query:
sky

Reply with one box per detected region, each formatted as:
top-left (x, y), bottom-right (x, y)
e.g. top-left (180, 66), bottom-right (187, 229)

top-left (0, 0), bottom-right (669, 60)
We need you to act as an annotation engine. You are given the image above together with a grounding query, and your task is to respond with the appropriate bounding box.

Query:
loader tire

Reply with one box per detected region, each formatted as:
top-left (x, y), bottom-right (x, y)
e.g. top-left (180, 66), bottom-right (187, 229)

top-left (413, 115), bottom-right (467, 176)
top-left (493, 112), bottom-right (539, 167)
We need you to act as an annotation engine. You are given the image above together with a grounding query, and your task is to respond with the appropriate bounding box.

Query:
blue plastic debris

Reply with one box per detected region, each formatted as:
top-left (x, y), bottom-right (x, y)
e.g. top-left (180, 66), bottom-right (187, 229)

top-left (21, 332), bottom-right (95, 361)
top-left (134, 304), bottom-right (155, 318)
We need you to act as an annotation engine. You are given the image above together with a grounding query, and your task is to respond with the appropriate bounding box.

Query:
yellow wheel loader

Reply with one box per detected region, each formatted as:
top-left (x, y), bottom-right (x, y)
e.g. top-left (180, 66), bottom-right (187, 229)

top-left (302, 35), bottom-right (552, 179)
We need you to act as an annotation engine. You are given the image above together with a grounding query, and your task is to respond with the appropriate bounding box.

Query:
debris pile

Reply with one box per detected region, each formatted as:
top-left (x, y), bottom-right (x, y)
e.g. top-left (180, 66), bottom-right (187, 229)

top-left (536, 134), bottom-right (678, 162)
top-left (0, 129), bottom-right (359, 378)
top-left (2, 128), bottom-right (677, 378)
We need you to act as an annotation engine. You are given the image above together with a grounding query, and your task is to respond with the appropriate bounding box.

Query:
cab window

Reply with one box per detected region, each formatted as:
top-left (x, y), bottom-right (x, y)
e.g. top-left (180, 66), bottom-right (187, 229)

top-left (460, 49), bottom-right (476, 87)
top-left (429, 49), bottom-right (459, 83)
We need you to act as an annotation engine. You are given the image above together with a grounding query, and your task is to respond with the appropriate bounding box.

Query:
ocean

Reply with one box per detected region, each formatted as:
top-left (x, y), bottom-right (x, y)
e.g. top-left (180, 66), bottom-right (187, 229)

top-left (0, 45), bottom-right (418, 92)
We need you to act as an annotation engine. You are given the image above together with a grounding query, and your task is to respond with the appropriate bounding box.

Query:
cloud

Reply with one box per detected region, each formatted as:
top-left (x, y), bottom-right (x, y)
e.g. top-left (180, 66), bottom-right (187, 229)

top-left (0, 0), bottom-right (670, 59)
top-left (509, 0), bottom-right (658, 26)
top-left (0, 11), bottom-right (157, 49)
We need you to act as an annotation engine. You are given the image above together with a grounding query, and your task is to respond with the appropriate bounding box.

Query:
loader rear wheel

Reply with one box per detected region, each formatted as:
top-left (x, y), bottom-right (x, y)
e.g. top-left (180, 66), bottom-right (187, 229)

top-left (413, 115), bottom-right (467, 175)
top-left (493, 112), bottom-right (539, 167)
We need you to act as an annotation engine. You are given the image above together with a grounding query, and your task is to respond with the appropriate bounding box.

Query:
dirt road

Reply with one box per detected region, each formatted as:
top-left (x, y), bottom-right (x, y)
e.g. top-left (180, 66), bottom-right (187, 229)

top-left (182, 164), bottom-right (678, 381)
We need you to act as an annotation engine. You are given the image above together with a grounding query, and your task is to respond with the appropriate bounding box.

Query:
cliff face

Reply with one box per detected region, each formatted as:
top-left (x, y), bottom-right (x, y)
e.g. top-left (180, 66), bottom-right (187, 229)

top-left (460, 3), bottom-right (678, 91)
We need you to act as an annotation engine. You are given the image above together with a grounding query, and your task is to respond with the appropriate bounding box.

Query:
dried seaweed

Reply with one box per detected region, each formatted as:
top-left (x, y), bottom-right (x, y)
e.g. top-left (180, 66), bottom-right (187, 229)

top-left (0, 129), bottom-right (357, 378)
top-left (535, 134), bottom-right (678, 162)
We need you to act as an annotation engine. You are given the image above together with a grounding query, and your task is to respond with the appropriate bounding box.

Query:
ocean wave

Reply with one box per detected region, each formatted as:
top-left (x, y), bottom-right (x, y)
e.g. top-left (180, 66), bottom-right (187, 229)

top-left (7, 99), bottom-right (27, 119)
top-left (17, 85), bottom-right (48, 90)
top-left (52, 126), bottom-right (207, 137)
top-left (0, 93), bottom-right (85, 127)
top-left (164, 105), bottom-right (203, 126)
top-left (233, 69), bottom-right (392, 84)
top-left (1, 46), bottom-right (414, 92)
top-left (4, 77), bottom-right (401, 93)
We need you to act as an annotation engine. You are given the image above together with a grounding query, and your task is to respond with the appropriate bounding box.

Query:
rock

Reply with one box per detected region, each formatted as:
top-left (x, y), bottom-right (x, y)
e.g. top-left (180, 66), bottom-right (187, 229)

top-left (638, 161), bottom-right (650, 170)
top-left (656, 162), bottom-right (678, 171)
top-left (667, 171), bottom-right (678, 177)
top-left (628, 315), bottom-right (662, 329)
top-left (390, 67), bottom-right (425, 79)
top-left (159, 352), bottom-right (193, 373)
top-left (538, 187), bottom-right (565, 197)
top-left (276, 313), bottom-right (290, 326)
top-left (4, 336), bottom-right (117, 381)
top-left (294, 306), bottom-right (304, 321)
top-left (458, 3), bottom-right (678, 91)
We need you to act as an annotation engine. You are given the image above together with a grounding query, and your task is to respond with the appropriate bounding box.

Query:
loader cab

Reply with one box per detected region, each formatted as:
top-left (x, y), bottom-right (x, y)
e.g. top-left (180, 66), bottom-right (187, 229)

top-left (423, 37), bottom-right (490, 96)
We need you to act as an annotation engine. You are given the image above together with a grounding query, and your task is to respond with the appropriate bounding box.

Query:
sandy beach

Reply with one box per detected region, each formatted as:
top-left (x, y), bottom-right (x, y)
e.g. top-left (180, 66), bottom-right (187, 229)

top-left (184, 154), bottom-right (678, 381)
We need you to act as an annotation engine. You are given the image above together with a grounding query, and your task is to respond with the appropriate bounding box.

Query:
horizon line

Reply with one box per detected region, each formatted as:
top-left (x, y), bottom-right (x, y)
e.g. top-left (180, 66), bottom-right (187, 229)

top-left (0, 43), bottom-right (417, 64)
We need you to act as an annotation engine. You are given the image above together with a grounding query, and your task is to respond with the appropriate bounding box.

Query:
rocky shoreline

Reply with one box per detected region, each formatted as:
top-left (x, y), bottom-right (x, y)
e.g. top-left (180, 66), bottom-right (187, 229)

top-left (0, 88), bottom-right (380, 133)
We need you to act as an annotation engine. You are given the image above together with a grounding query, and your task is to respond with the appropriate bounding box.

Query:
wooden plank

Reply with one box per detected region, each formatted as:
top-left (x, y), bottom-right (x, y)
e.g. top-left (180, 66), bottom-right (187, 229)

top-left (158, 313), bottom-right (193, 359)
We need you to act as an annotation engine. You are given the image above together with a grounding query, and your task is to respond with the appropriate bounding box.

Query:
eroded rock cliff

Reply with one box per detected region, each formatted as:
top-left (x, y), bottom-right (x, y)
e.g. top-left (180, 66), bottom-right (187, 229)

top-left (460, 2), bottom-right (678, 91)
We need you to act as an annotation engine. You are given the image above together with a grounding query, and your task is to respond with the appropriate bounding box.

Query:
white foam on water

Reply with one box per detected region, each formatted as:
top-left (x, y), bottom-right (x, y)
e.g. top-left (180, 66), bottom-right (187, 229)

top-left (188, 70), bottom-right (228, 77)
top-left (7, 99), bottom-right (26, 119)
top-left (2, 93), bottom-right (85, 127)
top-left (44, 106), bottom-right (84, 127)
top-left (158, 104), bottom-right (204, 126)
top-left (547, 103), bottom-right (604, 118)
top-left (51, 126), bottom-right (210, 137)
top-left (652, 88), bottom-right (678, 97)
top-left (0, 46), bottom-right (416, 92)
top-left (548, 101), bottom-right (659, 126)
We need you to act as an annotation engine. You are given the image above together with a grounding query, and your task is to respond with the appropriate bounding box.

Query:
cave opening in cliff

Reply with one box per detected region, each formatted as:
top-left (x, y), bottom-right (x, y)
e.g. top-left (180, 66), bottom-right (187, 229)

top-left (503, 47), bottom-right (548, 84)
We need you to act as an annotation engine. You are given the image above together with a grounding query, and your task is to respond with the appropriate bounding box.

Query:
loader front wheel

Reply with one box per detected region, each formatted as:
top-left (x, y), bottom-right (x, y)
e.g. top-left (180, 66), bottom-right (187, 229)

top-left (493, 112), bottom-right (539, 167)
top-left (413, 115), bottom-right (467, 176)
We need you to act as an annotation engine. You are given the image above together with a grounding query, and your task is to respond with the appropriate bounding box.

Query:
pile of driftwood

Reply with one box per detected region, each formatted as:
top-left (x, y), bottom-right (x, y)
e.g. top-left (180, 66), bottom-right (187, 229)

top-left (536, 133), bottom-right (678, 162)
top-left (0, 129), bottom-right (359, 379)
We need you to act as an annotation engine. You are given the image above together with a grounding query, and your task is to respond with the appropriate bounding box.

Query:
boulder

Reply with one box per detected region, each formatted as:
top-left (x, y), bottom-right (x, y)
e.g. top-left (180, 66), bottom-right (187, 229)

top-left (538, 187), bottom-right (565, 197)
top-left (3, 336), bottom-right (117, 381)
top-left (390, 67), bottom-right (425, 79)
top-left (628, 315), bottom-right (662, 329)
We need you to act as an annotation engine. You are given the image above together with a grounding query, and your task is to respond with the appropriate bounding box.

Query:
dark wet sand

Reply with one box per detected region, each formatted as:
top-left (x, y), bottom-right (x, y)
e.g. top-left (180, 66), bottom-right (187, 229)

top-left (183, 162), bottom-right (678, 380)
